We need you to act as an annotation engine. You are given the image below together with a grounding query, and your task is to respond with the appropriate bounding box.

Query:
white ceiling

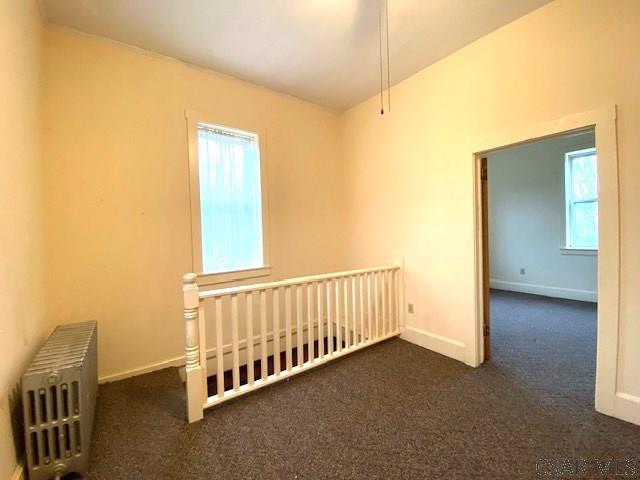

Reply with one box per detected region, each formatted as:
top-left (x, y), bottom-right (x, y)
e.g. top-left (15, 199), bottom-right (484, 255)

top-left (40, 0), bottom-right (552, 111)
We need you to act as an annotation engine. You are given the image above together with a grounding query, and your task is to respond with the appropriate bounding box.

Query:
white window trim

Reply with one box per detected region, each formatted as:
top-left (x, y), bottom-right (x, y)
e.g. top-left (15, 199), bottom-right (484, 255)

top-left (564, 147), bottom-right (598, 250)
top-left (185, 109), bottom-right (272, 285)
top-left (560, 247), bottom-right (597, 256)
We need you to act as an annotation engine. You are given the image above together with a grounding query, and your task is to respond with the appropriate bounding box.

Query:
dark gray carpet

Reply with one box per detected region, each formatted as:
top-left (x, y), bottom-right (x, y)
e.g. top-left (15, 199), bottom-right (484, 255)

top-left (88, 291), bottom-right (640, 479)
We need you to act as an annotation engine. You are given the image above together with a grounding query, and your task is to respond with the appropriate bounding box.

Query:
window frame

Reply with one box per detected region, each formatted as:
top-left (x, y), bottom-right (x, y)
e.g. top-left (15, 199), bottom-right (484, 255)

top-left (186, 109), bottom-right (272, 285)
top-left (564, 147), bottom-right (598, 251)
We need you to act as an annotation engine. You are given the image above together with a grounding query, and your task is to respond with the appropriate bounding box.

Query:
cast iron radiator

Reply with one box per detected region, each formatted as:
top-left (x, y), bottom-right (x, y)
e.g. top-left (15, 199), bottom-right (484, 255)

top-left (22, 321), bottom-right (97, 480)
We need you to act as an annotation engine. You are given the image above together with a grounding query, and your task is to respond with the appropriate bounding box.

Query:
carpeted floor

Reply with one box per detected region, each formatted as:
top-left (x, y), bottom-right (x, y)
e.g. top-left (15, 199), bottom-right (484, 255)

top-left (88, 291), bottom-right (640, 479)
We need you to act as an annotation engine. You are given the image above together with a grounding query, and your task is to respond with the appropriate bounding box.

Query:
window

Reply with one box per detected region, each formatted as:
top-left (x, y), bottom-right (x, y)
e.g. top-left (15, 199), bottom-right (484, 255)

top-left (187, 112), bottom-right (270, 284)
top-left (564, 147), bottom-right (598, 250)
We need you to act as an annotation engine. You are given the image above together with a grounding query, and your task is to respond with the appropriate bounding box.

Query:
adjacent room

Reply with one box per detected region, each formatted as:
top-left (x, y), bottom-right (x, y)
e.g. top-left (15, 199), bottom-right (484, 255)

top-left (2, 1), bottom-right (640, 479)
top-left (484, 130), bottom-right (599, 419)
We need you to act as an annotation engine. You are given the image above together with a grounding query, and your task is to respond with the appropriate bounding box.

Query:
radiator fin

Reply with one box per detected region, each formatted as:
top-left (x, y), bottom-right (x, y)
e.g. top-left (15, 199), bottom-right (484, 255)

top-left (39, 389), bottom-right (47, 424)
top-left (30, 432), bottom-right (39, 467)
top-left (62, 384), bottom-right (69, 418)
top-left (74, 421), bottom-right (82, 453)
top-left (72, 381), bottom-right (80, 414)
top-left (50, 386), bottom-right (58, 421)
top-left (52, 426), bottom-right (61, 459)
top-left (28, 390), bottom-right (36, 426)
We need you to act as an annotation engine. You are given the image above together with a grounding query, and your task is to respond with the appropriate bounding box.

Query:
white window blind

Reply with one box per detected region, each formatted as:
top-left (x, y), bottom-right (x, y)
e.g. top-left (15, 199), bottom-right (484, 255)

top-left (197, 124), bottom-right (264, 274)
top-left (565, 148), bottom-right (598, 249)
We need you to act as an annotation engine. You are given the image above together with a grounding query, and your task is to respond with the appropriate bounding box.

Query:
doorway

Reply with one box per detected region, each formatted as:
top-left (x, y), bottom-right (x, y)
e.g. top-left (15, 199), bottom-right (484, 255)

top-left (472, 106), bottom-right (621, 420)
top-left (482, 129), bottom-right (597, 362)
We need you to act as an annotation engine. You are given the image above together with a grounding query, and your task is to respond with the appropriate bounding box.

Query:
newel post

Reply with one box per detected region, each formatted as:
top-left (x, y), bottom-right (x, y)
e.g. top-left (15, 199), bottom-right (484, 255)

top-left (183, 273), bottom-right (204, 423)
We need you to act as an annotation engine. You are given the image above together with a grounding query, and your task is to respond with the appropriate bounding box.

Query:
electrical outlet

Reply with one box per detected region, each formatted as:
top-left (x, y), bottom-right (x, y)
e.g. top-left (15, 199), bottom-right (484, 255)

top-left (408, 303), bottom-right (415, 314)
top-left (520, 268), bottom-right (526, 275)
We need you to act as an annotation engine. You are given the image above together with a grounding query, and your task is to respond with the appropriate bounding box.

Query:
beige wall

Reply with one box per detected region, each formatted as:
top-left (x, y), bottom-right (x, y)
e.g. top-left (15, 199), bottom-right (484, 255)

top-left (0, 1), bottom-right (46, 477)
top-left (42, 28), bottom-right (347, 381)
top-left (341, 0), bottom-right (640, 400)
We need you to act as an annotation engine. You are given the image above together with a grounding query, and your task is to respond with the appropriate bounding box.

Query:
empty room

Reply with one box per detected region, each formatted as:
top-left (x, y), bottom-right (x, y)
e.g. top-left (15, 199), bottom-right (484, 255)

top-left (2, 1), bottom-right (640, 479)
top-left (483, 130), bottom-right (600, 427)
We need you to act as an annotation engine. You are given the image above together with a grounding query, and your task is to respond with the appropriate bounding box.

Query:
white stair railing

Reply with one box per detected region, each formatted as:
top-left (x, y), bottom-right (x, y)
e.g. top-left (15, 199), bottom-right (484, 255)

top-left (182, 265), bottom-right (402, 423)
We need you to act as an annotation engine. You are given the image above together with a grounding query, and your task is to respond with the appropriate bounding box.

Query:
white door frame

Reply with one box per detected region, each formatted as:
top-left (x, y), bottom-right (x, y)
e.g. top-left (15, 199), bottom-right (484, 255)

top-left (471, 105), bottom-right (621, 419)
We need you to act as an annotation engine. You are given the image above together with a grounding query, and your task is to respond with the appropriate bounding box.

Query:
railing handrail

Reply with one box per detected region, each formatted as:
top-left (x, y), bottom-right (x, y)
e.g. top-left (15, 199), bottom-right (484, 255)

top-left (198, 265), bottom-right (400, 299)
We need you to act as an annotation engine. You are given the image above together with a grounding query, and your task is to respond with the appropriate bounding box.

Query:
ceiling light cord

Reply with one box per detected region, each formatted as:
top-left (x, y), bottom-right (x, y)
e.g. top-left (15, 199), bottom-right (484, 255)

top-left (378, 0), bottom-right (391, 116)
top-left (385, 0), bottom-right (390, 113)
top-left (379, 0), bottom-right (384, 115)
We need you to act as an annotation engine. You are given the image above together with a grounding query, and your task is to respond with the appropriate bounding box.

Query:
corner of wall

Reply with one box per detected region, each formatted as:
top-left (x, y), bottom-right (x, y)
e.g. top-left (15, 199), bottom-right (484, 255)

top-left (0, 1), bottom-right (49, 478)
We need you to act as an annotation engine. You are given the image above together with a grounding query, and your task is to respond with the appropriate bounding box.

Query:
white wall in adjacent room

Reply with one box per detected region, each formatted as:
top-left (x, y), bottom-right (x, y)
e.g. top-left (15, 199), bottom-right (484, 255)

top-left (487, 131), bottom-right (597, 302)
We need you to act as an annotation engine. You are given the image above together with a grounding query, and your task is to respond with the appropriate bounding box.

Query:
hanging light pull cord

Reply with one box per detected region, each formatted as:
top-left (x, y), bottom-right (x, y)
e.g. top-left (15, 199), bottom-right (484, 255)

top-left (379, 0), bottom-right (384, 115)
top-left (378, 0), bottom-right (390, 115)
top-left (385, 0), bottom-right (390, 113)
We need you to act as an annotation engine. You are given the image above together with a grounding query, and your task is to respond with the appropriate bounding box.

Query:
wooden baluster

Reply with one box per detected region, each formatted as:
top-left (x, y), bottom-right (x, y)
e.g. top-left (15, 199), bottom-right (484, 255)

top-left (214, 296), bottom-right (224, 399)
top-left (359, 274), bottom-right (365, 345)
top-left (197, 302), bottom-right (207, 402)
top-left (273, 288), bottom-right (281, 375)
top-left (388, 270), bottom-right (392, 334)
top-left (389, 270), bottom-right (393, 334)
top-left (387, 270), bottom-right (392, 335)
top-left (307, 283), bottom-right (314, 363)
top-left (388, 271), bottom-right (394, 334)
top-left (374, 271), bottom-right (380, 339)
top-left (296, 285), bottom-right (304, 367)
top-left (351, 275), bottom-right (357, 346)
top-left (388, 271), bottom-right (393, 334)
top-left (397, 269), bottom-right (401, 332)
top-left (285, 286), bottom-right (293, 371)
top-left (343, 277), bottom-right (350, 348)
top-left (326, 280), bottom-right (333, 355)
top-left (335, 278), bottom-right (342, 352)
top-left (260, 290), bottom-right (268, 380)
top-left (246, 292), bottom-right (254, 386)
top-left (393, 269), bottom-right (399, 333)
top-left (318, 281), bottom-right (324, 359)
top-left (385, 270), bottom-right (390, 336)
top-left (231, 294), bottom-right (240, 391)
top-left (379, 271), bottom-right (384, 337)
top-left (367, 273), bottom-right (373, 342)
top-left (183, 273), bottom-right (203, 423)
top-left (380, 271), bottom-right (387, 337)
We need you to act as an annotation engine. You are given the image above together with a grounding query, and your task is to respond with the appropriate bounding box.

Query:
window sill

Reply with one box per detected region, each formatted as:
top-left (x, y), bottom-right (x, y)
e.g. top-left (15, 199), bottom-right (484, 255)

top-left (197, 266), bottom-right (272, 286)
top-left (560, 247), bottom-right (598, 256)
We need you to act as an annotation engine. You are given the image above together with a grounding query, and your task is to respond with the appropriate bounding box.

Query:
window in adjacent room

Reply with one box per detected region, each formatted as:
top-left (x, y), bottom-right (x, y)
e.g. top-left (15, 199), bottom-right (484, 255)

top-left (564, 147), bottom-right (598, 250)
top-left (187, 113), bottom-right (270, 284)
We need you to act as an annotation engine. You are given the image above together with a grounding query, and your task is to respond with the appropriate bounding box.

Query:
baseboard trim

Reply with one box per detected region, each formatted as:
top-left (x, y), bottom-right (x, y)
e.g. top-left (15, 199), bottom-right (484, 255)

top-left (490, 279), bottom-right (597, 302)
top-left (11, 460), bottom-right (25, 480)
top-left (400, 326), bottom-right (466, 363)
top-left (99, 355), bottom-right (185, 384)
top-left (99, 317), bottom-right (361, 384)
top-left (609, 392), bottom-right (640, 426)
